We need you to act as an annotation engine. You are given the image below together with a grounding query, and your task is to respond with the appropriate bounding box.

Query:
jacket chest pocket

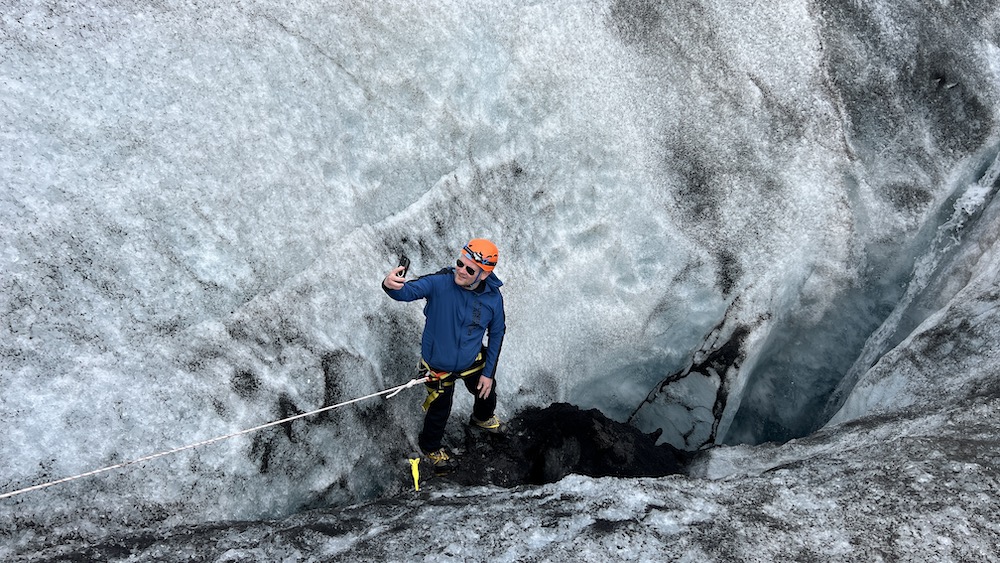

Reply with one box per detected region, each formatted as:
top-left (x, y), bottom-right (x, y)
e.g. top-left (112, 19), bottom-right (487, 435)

top-left (467, 303), bottom-right (488, 335)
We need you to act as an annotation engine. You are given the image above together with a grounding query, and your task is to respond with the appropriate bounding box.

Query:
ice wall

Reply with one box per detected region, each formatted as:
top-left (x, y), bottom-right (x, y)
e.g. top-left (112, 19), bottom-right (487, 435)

top-left (1, 0), bottom-right (724, 533)
top-left (2, 0), bottom-right (999, 545)
top-left (629, 0), bottom-right (1000, 448)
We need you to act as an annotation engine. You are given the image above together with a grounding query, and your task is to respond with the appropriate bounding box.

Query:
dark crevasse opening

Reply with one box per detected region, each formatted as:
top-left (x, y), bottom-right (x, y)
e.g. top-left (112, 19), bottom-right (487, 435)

top-left (724, 148), bottom-right (1000, 446)
top-left (722, 281), bottom-right (904, 445)
top-left (426, 403), bottom-right (692, 489)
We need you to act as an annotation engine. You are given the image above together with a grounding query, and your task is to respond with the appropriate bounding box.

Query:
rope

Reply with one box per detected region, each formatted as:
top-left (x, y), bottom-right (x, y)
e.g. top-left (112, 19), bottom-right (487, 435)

top-left (0, 376), bottom-right (429, 501)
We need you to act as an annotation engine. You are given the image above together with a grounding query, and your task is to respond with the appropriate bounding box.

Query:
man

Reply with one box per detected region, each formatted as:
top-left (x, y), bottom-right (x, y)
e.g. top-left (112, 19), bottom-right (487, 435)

top-left (382, 238), bottom-right (506, 473)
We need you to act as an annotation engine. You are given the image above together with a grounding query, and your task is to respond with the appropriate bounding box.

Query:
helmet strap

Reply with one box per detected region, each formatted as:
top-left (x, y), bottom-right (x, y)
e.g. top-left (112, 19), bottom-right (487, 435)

top-left (459, 269), bottom-right (484, 290)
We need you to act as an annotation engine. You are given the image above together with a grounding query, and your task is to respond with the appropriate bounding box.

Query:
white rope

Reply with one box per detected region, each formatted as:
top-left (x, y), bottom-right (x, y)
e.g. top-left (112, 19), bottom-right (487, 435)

top-left (0, 376), bottom-right (429, 501)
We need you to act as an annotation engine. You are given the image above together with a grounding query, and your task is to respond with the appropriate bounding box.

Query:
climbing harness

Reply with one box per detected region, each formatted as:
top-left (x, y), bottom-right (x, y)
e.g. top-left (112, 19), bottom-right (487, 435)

top-left (0, 376), bottom-right (428, 501)
top-left (420, 360), bottom-right (453, 412)
top-left (419, 353), bottom-right (486, 411)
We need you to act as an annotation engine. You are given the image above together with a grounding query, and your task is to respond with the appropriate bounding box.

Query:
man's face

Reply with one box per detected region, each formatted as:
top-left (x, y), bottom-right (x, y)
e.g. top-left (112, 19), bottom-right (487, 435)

top-left (454, 256), bottom-right (483, 287)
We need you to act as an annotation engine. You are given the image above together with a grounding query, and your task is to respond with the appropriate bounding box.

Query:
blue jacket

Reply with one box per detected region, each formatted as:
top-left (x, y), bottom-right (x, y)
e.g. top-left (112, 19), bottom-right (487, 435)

top-left (384, 268), bottom-right (505, 378)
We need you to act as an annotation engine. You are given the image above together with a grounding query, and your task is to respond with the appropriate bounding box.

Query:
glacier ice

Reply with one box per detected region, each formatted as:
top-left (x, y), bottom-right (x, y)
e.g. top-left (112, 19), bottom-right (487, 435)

top-left (2, 0), bottom-right (1000, 560)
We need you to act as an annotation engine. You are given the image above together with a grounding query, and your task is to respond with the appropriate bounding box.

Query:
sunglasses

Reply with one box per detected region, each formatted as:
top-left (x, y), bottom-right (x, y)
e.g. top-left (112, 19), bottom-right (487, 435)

top-left (456, 259), bottom-right (478, 276)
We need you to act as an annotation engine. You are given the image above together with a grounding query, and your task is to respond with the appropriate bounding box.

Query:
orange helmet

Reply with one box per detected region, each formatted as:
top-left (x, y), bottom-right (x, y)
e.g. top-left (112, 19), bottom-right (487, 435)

top-left (462, 239), bottom-right (499, 273)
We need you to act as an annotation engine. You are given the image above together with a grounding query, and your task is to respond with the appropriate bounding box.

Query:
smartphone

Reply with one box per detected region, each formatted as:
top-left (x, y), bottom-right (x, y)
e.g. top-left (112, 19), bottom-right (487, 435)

top-left (397, 255), bottom-right (410, 278)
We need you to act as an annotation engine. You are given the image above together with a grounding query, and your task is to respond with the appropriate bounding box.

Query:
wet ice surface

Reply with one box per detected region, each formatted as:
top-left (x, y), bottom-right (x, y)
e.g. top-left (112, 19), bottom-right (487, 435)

top-left (3, 0), bottom-right (1000, 560)
top-left (13, 278), bottom-right (1000, 562)
top-left (27, 398), bottom-right (1000, 562)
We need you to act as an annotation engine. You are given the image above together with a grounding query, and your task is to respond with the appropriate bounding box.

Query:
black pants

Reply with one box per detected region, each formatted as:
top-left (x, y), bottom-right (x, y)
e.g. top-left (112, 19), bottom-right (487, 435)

top-left (418, 358), bottom-right (497, 452)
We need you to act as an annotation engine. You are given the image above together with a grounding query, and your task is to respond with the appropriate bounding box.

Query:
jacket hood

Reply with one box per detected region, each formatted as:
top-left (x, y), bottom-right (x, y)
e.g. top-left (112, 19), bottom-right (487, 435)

top-left (484, 272), bottom-right (504, 290)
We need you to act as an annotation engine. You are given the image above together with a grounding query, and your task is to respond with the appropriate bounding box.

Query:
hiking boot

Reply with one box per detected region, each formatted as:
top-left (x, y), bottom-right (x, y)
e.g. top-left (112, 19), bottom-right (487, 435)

top-left (422, 447), bottom-right (458, 474)
top-left (469, 414), bottom-right (504, 433)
